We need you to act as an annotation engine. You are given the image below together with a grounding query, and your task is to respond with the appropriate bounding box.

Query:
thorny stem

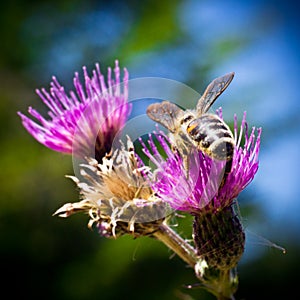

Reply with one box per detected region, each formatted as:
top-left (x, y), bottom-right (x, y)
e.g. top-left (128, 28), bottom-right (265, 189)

top-left (153, 222), bottom-right (198, 267)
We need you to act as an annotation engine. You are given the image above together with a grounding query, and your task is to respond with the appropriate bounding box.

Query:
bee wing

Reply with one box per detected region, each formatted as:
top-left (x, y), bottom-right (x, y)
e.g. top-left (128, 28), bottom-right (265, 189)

top-left (147, 101), bottom-right (184, 133)
top-left (196, 72), bottom-right (235, 114)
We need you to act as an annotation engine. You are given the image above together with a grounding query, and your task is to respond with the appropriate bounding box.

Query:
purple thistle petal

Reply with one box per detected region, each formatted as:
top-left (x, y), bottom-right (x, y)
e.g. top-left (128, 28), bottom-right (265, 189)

top-left (140, 112), bottom-right (261, 213)
top-left (18, 60), bottom-right (132, 160)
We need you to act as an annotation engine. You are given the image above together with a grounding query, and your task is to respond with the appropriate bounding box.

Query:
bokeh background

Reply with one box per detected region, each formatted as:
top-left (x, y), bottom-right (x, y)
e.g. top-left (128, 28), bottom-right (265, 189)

top-left (1, 0), bottom-right (299, 299)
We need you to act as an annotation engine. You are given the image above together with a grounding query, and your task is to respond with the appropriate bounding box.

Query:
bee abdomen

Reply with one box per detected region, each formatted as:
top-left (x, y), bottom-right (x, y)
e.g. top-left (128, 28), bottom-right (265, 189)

top-left (186, 114), bottom-right (234, 160)
top-left (209, 138), bottom-right (234, 160)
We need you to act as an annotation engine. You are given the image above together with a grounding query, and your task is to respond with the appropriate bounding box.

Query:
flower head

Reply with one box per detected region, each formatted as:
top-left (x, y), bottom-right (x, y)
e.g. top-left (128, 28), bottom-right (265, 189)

top-left (141, 110), bottom-right (261, 214)
top-left (53, 138), bottom-right (171, 238)
top-left (18, 60), bottom-right (131, 161)
top-left (140, 110), bottom-right (259, 272)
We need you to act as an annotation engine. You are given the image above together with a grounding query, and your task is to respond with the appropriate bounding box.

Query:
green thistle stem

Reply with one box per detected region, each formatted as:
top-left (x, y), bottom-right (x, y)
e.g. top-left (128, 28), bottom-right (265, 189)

top-left (154, 222), bottom-right (238, 300)
top-left (153, 222), bottom-right (198, 267)
top-left (205, 268), bottom-right (238, 300)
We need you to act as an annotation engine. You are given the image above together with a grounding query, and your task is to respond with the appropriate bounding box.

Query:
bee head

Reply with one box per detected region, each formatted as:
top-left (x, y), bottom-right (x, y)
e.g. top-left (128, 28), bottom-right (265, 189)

top-left (180, 112), bottom-right (194, 125)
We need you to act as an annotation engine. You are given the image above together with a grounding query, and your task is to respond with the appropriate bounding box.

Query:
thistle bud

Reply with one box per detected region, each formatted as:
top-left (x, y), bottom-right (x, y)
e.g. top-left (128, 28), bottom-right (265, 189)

top-left (193, 205), bottom-right (245, 270)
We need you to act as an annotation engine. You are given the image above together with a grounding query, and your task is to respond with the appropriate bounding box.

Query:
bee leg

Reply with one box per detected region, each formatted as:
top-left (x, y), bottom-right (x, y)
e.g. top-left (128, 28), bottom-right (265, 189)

top-left (219, 158), bottom-right (232, 189)
top-left (183, 155), bottom-right (190, 179)
top-left (171, 144), bottom-right (191, 179)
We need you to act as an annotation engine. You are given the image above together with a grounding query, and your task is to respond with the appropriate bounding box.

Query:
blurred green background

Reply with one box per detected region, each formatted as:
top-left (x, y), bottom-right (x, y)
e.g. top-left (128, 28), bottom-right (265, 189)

top-left (1, 0), bottom-right (300, 299)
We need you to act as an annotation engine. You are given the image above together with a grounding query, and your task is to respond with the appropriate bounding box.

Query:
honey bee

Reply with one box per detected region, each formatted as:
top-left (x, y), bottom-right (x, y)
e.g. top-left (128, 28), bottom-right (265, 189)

top-left (146, 72), bottom-right (235, 185)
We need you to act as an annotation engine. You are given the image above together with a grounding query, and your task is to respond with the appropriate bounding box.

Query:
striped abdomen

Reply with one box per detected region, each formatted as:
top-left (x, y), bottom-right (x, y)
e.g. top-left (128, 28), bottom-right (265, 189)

top-left (186, 114), bottom-right (234, 160)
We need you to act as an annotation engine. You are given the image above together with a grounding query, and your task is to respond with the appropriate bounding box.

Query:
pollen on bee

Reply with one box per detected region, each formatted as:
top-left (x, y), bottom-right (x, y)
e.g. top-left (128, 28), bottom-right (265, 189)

top-left (187, 123), bottom-right (198, 134)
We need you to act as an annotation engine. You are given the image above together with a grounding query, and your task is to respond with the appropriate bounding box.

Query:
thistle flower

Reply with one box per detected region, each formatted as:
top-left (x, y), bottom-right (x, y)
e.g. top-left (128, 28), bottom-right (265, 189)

top-left (142, 110), bottom-right (261, 274)
top-left (142, 109), bottom-right (261, 214)
top-left (53, 138), bottom-right (171, 238)
top-left (18, 61), bottom-right (131, 161)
